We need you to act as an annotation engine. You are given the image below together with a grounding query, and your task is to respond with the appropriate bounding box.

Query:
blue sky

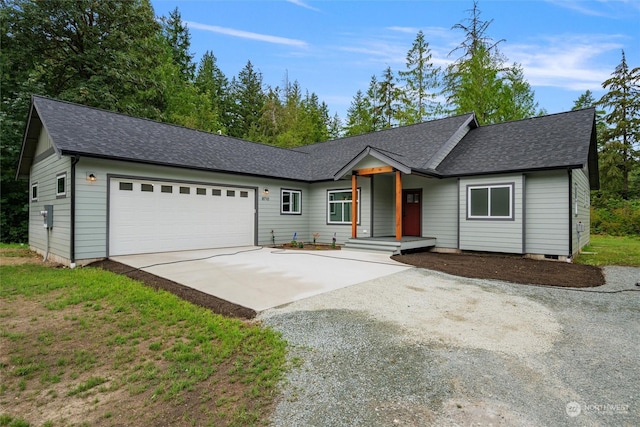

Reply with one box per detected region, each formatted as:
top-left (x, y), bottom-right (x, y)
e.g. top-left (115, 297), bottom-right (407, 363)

top-left (151, 0), bottom-right (640, 121)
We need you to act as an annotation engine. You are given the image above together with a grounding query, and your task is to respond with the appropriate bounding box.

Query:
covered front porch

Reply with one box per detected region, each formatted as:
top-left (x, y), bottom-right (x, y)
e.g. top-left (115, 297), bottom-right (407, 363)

top-left (334, 147), bottom-right (439, 255)
top-left (343, 236), bottom-right (437, 255)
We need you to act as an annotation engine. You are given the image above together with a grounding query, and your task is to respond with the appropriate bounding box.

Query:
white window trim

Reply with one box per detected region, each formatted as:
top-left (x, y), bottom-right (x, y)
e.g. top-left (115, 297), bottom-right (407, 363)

top-left (281, 189), bottom-right (302, 215)
top-left (31, 182), bottom-right (38, 201)
top-left (56, 173), bottom-right (67, 197)
top-left (467, 183), bottom-right (513, 220)
top-left (327, 189), bottom-right (360, 225)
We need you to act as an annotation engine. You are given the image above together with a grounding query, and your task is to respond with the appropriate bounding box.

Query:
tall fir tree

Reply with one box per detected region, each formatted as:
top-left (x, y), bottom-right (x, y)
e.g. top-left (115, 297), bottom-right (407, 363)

top-left (597, 50), bottom-right (640, 199)
top-left (229, 61), bottom-right (266, 139)
top-left (378, 66), bottom-right (402, 128)
top-left (398, 30), bottom-right (441, 124)
top-left (443, 0), bottom-right (538, 124)
top-left (161, 7), bottom-right (195, 81)
top-left (194, 51), bottom-right (232, 132)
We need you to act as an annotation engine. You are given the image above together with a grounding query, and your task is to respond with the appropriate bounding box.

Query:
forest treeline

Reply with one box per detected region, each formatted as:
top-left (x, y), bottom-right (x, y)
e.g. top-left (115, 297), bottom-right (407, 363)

top-left (1, 0), bottom-right (638, 241)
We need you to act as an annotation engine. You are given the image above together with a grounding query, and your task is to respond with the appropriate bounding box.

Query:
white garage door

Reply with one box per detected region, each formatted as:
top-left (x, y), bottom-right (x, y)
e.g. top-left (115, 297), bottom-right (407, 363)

top-left (109, 178), bottom-right (255, 256)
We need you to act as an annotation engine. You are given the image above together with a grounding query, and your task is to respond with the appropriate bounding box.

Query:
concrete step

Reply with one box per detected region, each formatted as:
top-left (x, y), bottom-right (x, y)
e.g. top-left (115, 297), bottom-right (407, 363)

top-left (343, 239), bottom-right (402, 255)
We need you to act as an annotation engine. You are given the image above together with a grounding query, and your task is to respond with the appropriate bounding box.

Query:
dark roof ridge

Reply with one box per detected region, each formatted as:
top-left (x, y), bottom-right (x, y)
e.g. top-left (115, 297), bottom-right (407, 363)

top-left (31, 95), bottom-right (309, 157)
top-left (475, 107), bottom-right (596, 128)
top-left (301, 112), bottom-right (476, 149)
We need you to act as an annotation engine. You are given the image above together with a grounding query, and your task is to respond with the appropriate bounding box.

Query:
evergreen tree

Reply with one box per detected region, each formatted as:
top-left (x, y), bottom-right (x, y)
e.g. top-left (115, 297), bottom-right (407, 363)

top-left (0, 0), bottom-right (169, 243)
top-left (378, 66), bottom-right (403, 128)
top-left (497, 63), bottom-right (539, 122)
top-left (229, 61), bottom-right (266, 138)
top-left (195, 51), bottom-right (231, 131)
top-left (161, 7), bottom-right (195, 81)
top-left (364, 75), bottom-right (385, 131)
top-left (344, 90), bottom-right (374, 136)
top-left (444, 1), bottom-right (538, 124)
top-left (398, 30), bottom-right (441, 124)
top-left (597, 50), bottom-right (640, 199)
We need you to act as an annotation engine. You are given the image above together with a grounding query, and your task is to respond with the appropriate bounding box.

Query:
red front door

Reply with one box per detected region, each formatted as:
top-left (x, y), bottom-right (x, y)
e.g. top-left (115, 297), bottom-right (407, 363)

top-left (402, 189), bottom-right (422, 236)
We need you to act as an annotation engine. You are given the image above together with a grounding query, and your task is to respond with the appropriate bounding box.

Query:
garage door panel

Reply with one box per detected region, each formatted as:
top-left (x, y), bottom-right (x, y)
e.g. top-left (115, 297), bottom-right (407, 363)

top-left (109, 179), bottom-right (255, 256)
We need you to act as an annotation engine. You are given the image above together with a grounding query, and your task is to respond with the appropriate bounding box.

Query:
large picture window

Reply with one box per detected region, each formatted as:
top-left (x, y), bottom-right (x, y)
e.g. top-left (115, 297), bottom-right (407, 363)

top-left (328, 189), bottom-right (360, 224)
top-left (467, 184), bottom-right (513, 219)
top-left (281, 189), bottom-right (301, 214)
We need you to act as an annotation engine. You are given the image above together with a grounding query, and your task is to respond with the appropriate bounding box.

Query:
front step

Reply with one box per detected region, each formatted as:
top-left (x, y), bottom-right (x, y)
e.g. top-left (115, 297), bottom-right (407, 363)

top-left (343, 238), bottom-right (402, 255)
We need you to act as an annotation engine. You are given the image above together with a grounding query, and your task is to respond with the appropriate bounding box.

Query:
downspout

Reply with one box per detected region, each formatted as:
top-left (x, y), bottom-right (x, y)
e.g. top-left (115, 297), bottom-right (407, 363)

top-left (522, 174), bottom-right (526, 254)
top-left (568, 169), bottom-right (573, 260)
top-left (70, 156), bottom-right (80, 268)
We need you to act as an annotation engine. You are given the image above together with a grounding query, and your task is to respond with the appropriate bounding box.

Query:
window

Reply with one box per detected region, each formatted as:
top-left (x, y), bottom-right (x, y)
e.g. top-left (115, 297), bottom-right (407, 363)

top-left (161, 185), bottom-right (173, 193)
top-left (327, 189), bottom-right (360, 224)
top-left (119, 182), bottom-right (133, 191)
top-left (196, 188), bottom-right (206, 195)
top-left (240, 191), bottom-right (249, 198)
top-left (227, 190), bottom-right (235, 197)
top-left (281, 189), bottom-right (301, 214)
top-left (467, 184), bottom-right (513, 219)
top-left (31, 183), bottom-right (38, 201)
top-left (56, 173), bottom-right (67, 197)
top-left (179, 186), bottom-right (190, 194)
top-left (141, 184), bottom-right (154, 192)
top-left (212, 189), bottom-right (222, 196)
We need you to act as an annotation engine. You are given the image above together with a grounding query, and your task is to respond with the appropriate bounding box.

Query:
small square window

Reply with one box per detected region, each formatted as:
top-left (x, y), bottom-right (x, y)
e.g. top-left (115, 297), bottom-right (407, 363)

top-left (161, 185), bottom-right (173, 193)
top-left (197, 188), bottom-right (206, 195)
top-left (281, 189), bottom-right (302, 214)
top-left (141, 184), bottom-right (154, 192)
top-left (179, 186), bottom-right (190, 194)
top-left (240, 191), bottom-right (249, 198)
top-left (227, 190), bottom-right (235, 197)
top-left (31, 183), bottom-right (38, 201)
top-left (212, 189), bottom-right (222, 196)
top-left (119, 182), bottom-right (133, 191)
top-left (56, 173), bottom-right (67, 197)
top-left (467, 184), bottom-right (513, 219)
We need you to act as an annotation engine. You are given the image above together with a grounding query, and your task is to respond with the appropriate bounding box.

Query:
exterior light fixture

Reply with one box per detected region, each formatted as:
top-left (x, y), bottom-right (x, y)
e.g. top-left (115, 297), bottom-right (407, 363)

top-left (87, 173), bottom-right (97, 182)
top-left (263, 188), bottom-right (269, 195)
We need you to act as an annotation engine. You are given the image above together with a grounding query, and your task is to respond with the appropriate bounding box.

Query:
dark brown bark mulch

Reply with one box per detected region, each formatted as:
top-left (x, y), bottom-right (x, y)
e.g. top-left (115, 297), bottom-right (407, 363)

top-left (88, 259), bottom-right (257, 319)
top-left (392, 251), bottom-right (605, 288)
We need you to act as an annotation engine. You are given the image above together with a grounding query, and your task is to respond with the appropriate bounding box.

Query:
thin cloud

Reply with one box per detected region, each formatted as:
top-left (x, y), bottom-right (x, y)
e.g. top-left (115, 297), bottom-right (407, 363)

top-left (185, 21), bottom-right (308, 48)
top-left (546, 0), bottom-right (640, 18)
top-left (286, 0), bottom-right (321, 12)
top-left (504, 34), bottom-right (623, 90)
top-left (387, 26), bottom-right (420, 34)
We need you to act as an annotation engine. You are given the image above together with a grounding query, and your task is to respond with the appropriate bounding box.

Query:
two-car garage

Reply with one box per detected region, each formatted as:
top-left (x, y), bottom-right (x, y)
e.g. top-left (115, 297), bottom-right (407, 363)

top-left (108, 178), bottom-right (256, 256)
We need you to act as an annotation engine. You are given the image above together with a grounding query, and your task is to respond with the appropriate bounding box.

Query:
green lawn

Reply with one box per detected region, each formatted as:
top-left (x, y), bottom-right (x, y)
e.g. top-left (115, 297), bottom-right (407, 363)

top-left (0, 262), bottom-right (287, 426)
top-left (574, 234), bottom-right (640, 267)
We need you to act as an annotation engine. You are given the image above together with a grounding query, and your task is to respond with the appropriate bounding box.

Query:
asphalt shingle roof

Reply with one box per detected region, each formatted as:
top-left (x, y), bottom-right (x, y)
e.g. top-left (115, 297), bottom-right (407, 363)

top-left (437, 108), bottom-right (596, 176)
top-left (21, 96), bottom-right (596, 183)
top-left (31, 96), bottom-right (310, 180)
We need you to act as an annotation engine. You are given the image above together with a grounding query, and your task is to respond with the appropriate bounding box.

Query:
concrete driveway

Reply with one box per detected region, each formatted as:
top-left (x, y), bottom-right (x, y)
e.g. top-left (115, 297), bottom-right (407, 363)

top-left (111, 246), bottom-right (410, 311)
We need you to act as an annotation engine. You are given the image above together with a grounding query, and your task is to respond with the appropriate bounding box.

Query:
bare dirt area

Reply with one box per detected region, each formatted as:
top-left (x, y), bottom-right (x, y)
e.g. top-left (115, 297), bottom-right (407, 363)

top-left (88, 259), bottom-right (257, 319)
top-left (0, 246), bottom-right (60, 267)
top-left (392, 251), bottom-right (605, 287)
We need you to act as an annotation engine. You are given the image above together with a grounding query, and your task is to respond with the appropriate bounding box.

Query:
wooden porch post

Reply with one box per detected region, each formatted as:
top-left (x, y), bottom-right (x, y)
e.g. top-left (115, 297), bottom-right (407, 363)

top-left (351, 173), bottom-right (358, 238)
top-left (395, 170), bottom-right (402, 241)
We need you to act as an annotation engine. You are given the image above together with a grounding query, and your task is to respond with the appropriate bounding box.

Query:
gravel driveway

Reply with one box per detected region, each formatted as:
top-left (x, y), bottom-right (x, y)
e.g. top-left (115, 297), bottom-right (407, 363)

top-left (259, 265), bottom-right (640, 426)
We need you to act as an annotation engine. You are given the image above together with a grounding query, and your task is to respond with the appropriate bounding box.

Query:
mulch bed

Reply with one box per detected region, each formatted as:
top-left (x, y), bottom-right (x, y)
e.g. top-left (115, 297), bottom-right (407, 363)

top-left (88, 259), bottom-right (257, 319)
top-left (392, 251), bottom-right (605, 288)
